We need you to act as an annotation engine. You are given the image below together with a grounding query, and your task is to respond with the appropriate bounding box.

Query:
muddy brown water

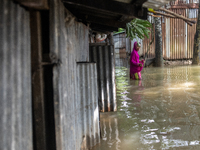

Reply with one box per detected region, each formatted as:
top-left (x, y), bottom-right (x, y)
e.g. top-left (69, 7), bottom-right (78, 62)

top-left (92, 65), bottom-right (200, 150)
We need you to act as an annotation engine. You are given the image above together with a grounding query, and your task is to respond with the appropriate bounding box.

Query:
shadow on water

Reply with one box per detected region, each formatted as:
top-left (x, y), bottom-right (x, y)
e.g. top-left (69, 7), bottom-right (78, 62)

top-left (92, 59), bottom-right (200, 150)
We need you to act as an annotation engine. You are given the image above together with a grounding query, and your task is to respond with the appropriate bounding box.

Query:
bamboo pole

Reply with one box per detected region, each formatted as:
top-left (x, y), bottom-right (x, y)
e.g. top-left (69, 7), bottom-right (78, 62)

top-left (159, 8), bottom-right (196, 24)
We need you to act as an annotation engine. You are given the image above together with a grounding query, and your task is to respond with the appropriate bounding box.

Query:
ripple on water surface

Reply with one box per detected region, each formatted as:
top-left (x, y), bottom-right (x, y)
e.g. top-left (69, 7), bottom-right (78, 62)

top-left (92, 66), bottom-right (200, 150)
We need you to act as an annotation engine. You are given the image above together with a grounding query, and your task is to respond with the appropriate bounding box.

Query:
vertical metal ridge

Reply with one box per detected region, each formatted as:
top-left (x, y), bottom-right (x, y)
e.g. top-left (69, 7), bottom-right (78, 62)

top-left (92, 64), bottom-right (99, 146)
top-left (89, 49), bottom-right (100, 145)
top-left (7, 0), bottom-right (13, 148)
top-left (102, 46), bottom-right (107, 112)
top-left (108, 45), bottom-right (112, 110)
top-left (91, 64), bottom-right (95, 143)
top-left (105, 46), bottom-right (110, 111)
top-left (81, 64), bottom-right (87, 149)
top-left (76, 64), bottom-right (80, 150)
top-left (14, 3), bottom-right (20, 150)
top-left (89, 63), bottom-right (95, 147)
top-left (94, 64), bottom-right (100, 144)
top-left (88, 64), bottom-right (93, 147)
top-left (23, 7), bottom-right (32, 149)
top-left (111, 46), bottom-right (117, 111)
top-left (10, 4), bottom-right (16, 149)
top-left (1, 1), bottom-right (8, 149)
top-left (82, 64), bottom-right (87, 149)
top-left (99, 46), bottom-right (105, 112)
top-left (16, 5), bottom-right (21, 148)
top-left (86, 64), bottom-right (91, 148)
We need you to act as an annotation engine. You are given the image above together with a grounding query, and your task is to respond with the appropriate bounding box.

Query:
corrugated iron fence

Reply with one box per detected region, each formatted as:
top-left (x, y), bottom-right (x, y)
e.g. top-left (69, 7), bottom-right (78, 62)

top-left (50, 0), bottom-right (100, 149)
top-left (0, 0), bottom-right (32, 149)
top-left (2, 0), bottom-right (110, 150)
top-left (143, 0), bottom-right (198, 60)
top-left (89, 44), bottom-right (117, 112)
top-left (77, 63), bottom-right (100, 149)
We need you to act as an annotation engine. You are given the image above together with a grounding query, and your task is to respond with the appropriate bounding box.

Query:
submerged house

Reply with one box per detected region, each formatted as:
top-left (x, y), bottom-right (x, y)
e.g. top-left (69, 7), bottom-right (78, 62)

top-left (0, 0), bottom-right (175, 150)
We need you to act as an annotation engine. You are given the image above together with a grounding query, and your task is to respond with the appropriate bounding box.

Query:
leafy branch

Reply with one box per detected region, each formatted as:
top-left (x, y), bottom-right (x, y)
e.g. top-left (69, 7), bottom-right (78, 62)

top-left (126, 18), bottom-right (152, 41)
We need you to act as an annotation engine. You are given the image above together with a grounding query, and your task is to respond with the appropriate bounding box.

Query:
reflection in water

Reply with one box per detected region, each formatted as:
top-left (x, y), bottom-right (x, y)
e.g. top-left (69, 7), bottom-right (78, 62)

top-left (92, 65), bottom-right (200, 150)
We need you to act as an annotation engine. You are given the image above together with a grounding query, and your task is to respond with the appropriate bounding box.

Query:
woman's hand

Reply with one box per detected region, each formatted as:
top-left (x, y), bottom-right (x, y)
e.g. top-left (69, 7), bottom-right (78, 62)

top-left (138, 63), bottom-right (143, 67)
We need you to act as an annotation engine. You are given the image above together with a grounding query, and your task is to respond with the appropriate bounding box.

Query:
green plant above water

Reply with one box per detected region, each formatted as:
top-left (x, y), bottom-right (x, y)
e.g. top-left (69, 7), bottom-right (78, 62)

top-left (126, 18), bottom-right (152, 41)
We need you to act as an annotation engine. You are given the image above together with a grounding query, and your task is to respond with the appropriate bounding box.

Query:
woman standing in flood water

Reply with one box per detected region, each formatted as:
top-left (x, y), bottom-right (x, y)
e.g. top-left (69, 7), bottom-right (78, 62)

top-left (130, 42), bottom-right (144, 80)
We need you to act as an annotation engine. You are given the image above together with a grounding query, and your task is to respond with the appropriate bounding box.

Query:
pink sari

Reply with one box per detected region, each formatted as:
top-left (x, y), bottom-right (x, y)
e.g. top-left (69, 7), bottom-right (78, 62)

top-left (130, 42), bottom-right (144, 80)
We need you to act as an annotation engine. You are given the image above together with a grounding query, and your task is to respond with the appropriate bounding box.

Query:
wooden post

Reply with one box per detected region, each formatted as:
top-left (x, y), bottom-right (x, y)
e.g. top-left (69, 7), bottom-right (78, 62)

top-left (154, 17), bottom-right (163, 67)
top-left (14, 0), bottom-right (49, 9)
top-left (108, 32), bottom-right (114, 45)
top-left (31, 10), bottom-right (56, 150)
top-left (30, 11), bottom-right (47, 150)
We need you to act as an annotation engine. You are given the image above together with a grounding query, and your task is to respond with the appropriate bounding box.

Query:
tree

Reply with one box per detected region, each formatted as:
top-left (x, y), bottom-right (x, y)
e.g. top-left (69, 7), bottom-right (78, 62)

top-left (154, 17), bottom-right (163, 67)
top-left (192, 2), bottom-right (200, 64)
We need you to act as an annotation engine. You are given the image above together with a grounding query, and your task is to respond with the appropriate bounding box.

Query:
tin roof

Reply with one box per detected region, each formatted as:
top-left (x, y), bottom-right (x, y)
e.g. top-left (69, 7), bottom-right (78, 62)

top-left (15, 0), bottom-right (175, 32)
top-left (62, 0), bottom-right (176, 32)
top-left (143, 0), bottom-right (175, 9)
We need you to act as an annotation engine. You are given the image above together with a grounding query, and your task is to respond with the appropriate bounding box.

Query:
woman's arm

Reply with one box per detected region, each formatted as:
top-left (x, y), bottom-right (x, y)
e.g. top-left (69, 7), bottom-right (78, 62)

top-left (131, 56), bottom-right (139, 66)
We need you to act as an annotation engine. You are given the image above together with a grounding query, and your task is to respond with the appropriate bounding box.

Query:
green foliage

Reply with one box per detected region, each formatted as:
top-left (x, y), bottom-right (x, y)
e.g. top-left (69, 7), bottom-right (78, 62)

top-left (114, 28), bottom-right (125, 34)
top-left (126, 18), bottom-right (152, 41)
top-left (118, 28), bottom-right (125, 32)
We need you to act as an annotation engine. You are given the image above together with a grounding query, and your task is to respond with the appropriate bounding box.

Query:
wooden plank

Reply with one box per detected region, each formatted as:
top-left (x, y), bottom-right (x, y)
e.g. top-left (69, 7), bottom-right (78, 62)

top-left (90, 23), bottom-right (119, 32)
top-left (30, 11), bottom-right (47, 150)
top-left (132, 0), bottom-right (147, 5)
top-left (14, 0), bottom-right (49, 9)
top-left (76, 14), bottom-right (127, 28)
top-left (63, 0), bottom-right (144, 17)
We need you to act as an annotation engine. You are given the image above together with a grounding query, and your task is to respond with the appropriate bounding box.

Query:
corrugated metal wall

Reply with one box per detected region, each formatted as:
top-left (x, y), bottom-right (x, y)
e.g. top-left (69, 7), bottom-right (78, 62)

top-left (50, 0), bottom-right (99, 149)
top-left (113, 32), bottom-right (127, 54)
top-left (167, 1), bottom-right (198, 59)
top-left (142, 26), bottom-right (156, 59)
top-left (0, 0), bottom-right (32, 150)
top-left (164, 8), bottom-right (197, 60)
top-left (170, 0), bottom-right (199, 5)
top-left (142, 5), bottom-right (198, 60)
top-left (76, 63), bottom-right (100, 150)
top-left (186, 9), bottom-right (198, 59)
top-left (89, 44), bottom-right (117, 112)
top-left (167, 9), bottom-right (186, 59)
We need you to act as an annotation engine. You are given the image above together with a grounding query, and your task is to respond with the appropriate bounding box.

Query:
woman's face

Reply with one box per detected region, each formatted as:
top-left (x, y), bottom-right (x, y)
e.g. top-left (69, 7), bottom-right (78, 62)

top-left (136, 43), bottom-right (140, 51)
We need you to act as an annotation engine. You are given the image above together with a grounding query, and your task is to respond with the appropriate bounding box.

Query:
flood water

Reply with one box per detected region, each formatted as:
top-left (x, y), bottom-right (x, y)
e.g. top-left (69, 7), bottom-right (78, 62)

top-left (92, 64), bottom-right (200, 150)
